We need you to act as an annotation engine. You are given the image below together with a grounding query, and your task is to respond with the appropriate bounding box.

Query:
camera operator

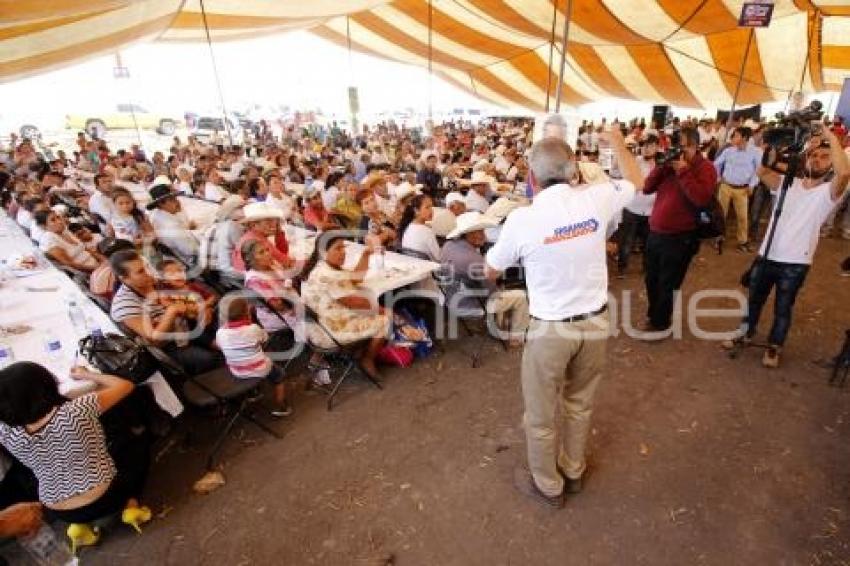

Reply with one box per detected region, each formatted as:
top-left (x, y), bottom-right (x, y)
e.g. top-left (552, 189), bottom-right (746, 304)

top-left (639, 127), bottom-right (717, 338)
top-left (727, 127), bottom-right (850, 367)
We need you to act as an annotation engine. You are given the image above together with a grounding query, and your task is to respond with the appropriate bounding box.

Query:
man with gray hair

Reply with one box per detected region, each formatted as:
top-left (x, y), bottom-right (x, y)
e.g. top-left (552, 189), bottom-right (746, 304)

top-left (485, 125), bottom-right (644, 508)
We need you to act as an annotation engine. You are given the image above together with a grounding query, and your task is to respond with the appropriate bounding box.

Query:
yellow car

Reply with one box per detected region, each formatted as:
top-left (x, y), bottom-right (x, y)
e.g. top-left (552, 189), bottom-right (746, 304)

top-left (66, 104), bottom-right (181, 136)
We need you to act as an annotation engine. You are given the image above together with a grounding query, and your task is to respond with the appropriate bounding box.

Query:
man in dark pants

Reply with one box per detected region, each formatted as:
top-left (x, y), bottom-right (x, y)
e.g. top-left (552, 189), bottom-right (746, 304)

top-left (639, 128), bottom-right (717, 339)
top-left (724, 129), bottom-right (849, 367)
top-left (616, 135), bottom-right (658, 276)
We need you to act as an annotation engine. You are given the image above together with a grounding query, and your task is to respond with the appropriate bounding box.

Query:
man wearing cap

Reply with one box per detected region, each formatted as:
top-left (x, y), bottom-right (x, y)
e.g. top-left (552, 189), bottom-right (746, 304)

top-left (714, 126), bottom-right (761, 252)
top-left (147, 184), bottom-right (199, 264)
top-left (442, 211), bottom-right (528, 346)
top-left (485, 128), bottom-right (644, 508)
top-left (231, 202), bottom-right (294, 273)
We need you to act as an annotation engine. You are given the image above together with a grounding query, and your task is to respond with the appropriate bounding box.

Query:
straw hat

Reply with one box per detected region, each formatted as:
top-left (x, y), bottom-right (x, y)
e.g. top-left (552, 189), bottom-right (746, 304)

top-left (483, 197), bottom-right (524, 222)
top-left (446, 211), bottom-right (499, 240)
top-left (216, 195), bottom-right (246, 221)
top-left (239, 201), bottom-right (284, 223)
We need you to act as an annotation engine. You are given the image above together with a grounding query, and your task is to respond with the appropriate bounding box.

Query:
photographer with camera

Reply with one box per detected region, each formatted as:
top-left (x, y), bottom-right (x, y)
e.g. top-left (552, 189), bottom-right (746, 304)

top-left (639, 127), bottom-right (717, 338)
top-left (726, 126), bottom-right (850, 367)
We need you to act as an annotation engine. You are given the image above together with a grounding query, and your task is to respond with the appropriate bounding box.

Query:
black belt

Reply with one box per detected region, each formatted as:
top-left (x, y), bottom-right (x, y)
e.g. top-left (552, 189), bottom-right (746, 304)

top-left (723, 182), bottom-right (749, 189)
top-left (532, 304), bottom-right (607, 324)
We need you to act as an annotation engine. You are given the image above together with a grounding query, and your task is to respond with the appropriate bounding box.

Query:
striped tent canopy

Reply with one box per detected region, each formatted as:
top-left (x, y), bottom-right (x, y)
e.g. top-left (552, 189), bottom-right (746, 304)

top-left (2, 0), bottom-right (850, 110)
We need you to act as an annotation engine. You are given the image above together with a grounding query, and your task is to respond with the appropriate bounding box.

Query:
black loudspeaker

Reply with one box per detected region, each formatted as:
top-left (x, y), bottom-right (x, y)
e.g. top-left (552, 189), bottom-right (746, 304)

top-left (651, 105), bottom-right (669, 128)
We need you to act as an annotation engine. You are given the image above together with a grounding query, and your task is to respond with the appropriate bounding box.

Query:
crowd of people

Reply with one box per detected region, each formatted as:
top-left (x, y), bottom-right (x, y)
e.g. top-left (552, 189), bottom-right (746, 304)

top-left (0, 107), bottom-right (847, 553)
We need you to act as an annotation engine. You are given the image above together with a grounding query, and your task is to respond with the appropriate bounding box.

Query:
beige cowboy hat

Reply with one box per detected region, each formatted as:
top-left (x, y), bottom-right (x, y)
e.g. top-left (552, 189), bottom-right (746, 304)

top-left (446, 211), bottom-right (499, 240)
top-left (428, 206), bottom-right (457, 238)
top-left (484, 197), bottom-right (524, 222)
top-left (239, 201), bottom-right (284, 223)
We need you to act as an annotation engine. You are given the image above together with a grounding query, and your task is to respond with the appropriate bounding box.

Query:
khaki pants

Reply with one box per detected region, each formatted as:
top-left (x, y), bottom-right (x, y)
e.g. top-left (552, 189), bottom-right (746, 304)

top-left (520, 313), bottom-right (609, 497)
top-left (718, 182), bottom-right (750, 244)
top-left (487, 289), bottom-right (529, 338)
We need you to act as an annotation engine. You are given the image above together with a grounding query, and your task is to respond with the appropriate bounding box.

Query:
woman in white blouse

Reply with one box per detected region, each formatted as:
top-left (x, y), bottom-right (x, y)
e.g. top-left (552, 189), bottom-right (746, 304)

top-left (34, 210), bottom-right (103, 272)
top-left (399, 194), bottom-right (440, 261)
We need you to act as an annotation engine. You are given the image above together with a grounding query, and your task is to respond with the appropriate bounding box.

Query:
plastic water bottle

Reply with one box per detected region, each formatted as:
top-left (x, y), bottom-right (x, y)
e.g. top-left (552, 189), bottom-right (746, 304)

top-left (67, 299), bottom-right (87, 336)
top-left (19, 523), bottom-right (78, 566)
top-left (43, 332), bottom-right (63, 365)
top-left (0, 340), bottom-right (14, 369)
top-left (88, 316), bottom-right (104, 339)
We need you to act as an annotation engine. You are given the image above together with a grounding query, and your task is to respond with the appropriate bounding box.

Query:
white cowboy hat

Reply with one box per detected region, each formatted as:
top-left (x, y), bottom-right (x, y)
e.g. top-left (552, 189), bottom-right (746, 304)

top-left (394, 181), bottom-right (421, 201)
top-left (239, 201), bottom-right (284, 223)
top-left (460, 170), bottom-right (497, 189)
top-left (216, 195), bottom-right (246, 221)
top-left (445, 191), bottom-right (465, 207)
top-left (446, 211), bottom-right (499, 240)
top-left (150, 174), bottom-right (172, 188)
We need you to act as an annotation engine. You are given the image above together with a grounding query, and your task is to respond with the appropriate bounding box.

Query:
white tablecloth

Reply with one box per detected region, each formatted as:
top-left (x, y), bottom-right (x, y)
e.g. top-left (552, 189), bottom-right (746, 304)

top-left (0, 214), bottom-right (183, 416)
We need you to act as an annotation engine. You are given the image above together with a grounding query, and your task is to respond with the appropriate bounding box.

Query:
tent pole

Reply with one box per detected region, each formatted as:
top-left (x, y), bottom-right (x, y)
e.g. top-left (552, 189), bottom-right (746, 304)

top-left (726, 27), bottom-right (754, 132)
top-left (428, 0), bottom-right (433, 125)
top-left (554, 0), bottom-right (573, 113)
top-left (347, 17), bottom-right (358, 134)
top-left (545, 0), bottom-right (557, 112)
top-left (199, 0), bottom-right (233, 147)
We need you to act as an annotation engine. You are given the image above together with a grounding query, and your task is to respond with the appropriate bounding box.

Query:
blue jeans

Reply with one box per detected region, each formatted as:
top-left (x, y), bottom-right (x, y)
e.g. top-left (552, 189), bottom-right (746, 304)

top-left (744, 259), bottom-right (810, 346)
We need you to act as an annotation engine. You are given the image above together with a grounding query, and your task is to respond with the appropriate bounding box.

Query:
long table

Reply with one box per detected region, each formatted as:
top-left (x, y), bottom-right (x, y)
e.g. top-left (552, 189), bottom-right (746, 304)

top-left (0, 213), bottom-right (183, 416)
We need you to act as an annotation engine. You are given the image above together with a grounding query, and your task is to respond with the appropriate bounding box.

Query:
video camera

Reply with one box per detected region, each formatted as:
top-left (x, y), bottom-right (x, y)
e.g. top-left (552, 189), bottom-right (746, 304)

top-left (762, 100), bottom-right (824, 165)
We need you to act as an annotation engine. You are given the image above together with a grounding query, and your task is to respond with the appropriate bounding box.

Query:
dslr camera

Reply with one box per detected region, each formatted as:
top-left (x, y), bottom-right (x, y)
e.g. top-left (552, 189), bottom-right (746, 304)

top-left (762, 100), bottom-right (824, 166)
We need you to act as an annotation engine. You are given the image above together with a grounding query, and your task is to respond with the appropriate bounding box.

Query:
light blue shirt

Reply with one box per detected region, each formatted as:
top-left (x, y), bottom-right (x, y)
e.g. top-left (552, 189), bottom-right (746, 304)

top-left (714, 145), bottom-right (761, 188)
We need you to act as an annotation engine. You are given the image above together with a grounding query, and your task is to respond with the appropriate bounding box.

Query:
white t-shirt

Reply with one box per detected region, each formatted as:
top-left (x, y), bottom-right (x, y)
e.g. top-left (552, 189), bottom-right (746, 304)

top-left (88, 191), bottom-right (115, 223)
top-left (465, 190), bottom-right (490, 214)
top-left (204, 182), bottom-right (226, 202)
top-left (486, 180), bottom-right (635, 320)
top-left (110, 214), bottom-right (141, 242)
top-left (322, 185), bottom-right (340, 210)
top-left (401, 223), bottom-right (441, 261)
top-left (175, 180), bottom-right (193, 196)
top-left (624, 158), bottom-right (657, 216)
top-left (760, 178), bottom-right (838, 264)
top-left (39, 231), bottom-right (99, 269)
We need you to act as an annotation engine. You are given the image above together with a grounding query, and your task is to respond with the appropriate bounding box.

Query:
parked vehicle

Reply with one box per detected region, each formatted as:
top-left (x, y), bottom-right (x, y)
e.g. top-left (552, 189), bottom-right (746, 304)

top-left (191, 114), bottom-right (244, 146)
top-left (65, 104), bottom-right (182, 137)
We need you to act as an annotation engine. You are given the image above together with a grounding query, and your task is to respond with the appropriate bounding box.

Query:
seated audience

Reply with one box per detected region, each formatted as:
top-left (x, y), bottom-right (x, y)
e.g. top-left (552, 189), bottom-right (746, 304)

top-left (303, 186), bottom-right (340, 231)
top-left (442, 212), bottom-right (529, 346)
top-left (146, 185), bottom-right (198, 264)
top-left (357, 189), bottom-right (397, 246)
top-left (34, 210), bottom-right (102, 272)
top-left (109, 187), bottom-right (153, 245)
top-left (399, 194), bottom-right (440, 261)
top-left (231, 202), bottom-right (293, 273)
top-left (301, 235), bottom-right (390, 379)
top-left (109, 250), bottom-right (222, 375)
top-left (216, 298), bottom-right (293, 418)
top-left (0, 362), bottom-right (152, 549)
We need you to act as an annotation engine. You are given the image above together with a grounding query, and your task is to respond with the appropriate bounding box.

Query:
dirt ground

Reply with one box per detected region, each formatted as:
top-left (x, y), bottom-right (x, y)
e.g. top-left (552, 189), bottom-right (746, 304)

top-left (74, 236), bottom-right (849, 566)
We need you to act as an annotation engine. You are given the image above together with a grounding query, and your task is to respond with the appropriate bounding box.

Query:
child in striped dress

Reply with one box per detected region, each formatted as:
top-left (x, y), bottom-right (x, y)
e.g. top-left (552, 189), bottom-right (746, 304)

top-left (215, 298), bottom-right (292, 417)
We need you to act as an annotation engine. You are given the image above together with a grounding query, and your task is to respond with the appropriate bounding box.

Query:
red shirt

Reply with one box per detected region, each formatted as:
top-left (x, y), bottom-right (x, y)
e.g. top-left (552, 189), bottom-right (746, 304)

top-left (303, 204), bottom-right (330, 228)
top-left (645, 153), bottom-right (717, 235)
top-left (231, 228), bottom-right (290, 272)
